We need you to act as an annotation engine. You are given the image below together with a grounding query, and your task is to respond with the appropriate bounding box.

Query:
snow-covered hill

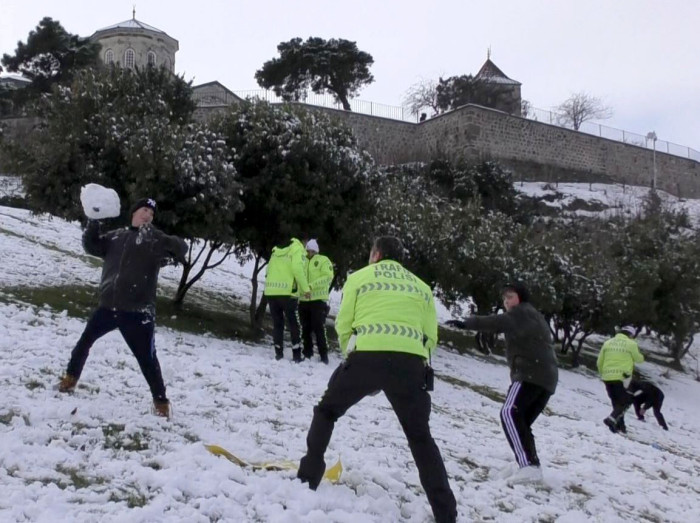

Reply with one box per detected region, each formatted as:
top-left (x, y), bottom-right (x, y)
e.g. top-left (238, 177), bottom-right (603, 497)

top-left (1, 201), bottom-right (699, 522)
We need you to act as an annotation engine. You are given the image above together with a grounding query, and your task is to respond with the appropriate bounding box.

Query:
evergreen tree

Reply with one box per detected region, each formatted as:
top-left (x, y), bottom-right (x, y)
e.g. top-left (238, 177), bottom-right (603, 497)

top-left (255, 37), bottom-right (374, 110)
top-left (11, 66), bottom-right (241, 305)
top-left (1, 17), bottom-right (99, 98)
top-left (216, 101), bottom-right (378, 327)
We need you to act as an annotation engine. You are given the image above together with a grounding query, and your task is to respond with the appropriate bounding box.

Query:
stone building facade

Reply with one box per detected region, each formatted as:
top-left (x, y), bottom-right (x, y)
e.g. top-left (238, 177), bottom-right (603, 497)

top-left (90, 14), bottom-right (178, 72)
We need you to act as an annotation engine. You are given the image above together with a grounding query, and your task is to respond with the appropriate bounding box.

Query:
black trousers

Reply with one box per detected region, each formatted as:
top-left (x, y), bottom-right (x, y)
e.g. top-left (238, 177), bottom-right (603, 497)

top-left (605, 381), bottom-right (632, 430)
top-left (66, 307), bottom-right (167, 401)
top-left (297, 351), bottom-right (457, 523)
top-left (500, 381), bottom-right (551, 468)
top-left (268, 296), bottom-right (301, 352)
top-left (299, 300), bottom-right (329, 358)
top-left (633, 392), bottom-right (668, 429)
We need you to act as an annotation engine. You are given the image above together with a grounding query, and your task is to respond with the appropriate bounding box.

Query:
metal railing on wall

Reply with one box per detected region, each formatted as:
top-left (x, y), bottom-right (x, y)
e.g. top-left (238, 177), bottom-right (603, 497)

top-left (523, 106), bottom-right (699, 162)
top-left (196, 89), bottom-right (418, 123)
top-left (192, 89), bottom-right (699, 162)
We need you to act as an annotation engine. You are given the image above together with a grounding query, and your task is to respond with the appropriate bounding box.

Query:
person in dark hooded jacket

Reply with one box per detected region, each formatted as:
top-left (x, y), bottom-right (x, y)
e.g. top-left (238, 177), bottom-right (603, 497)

top-left (57, 198), bottom-right (187, 419)
top-left (628, 378), bottom-right (668, 430)
top-left (447, 282), bottom-right (558, 484)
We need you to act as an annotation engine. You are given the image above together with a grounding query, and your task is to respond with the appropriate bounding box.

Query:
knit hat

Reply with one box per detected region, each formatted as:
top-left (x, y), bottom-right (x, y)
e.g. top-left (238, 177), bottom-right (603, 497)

top-left (306, 239), bottom-right (319, 252)
top-left (619, 325), bottom-right (635, 337)
top-left (502, 281), bottom-right (530, 303)
top-left (129, 197), bottom-right (157, 216)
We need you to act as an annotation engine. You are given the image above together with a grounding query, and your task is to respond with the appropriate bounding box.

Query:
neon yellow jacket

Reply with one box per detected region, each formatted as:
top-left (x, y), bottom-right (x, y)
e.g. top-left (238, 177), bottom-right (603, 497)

top-left (335, 259), bottom-right (437, 358)
top-left (596, 333), bottom-right (644, 382)
top-left (300, 254), bottom-right (334, 302)
top-left (263, 238), bottom-right (310, 297)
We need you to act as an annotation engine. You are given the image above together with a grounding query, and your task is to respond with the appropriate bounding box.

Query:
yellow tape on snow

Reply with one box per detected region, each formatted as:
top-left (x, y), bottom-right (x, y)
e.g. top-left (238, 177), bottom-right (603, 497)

top-left (205, 444), bottom-right (342, 483)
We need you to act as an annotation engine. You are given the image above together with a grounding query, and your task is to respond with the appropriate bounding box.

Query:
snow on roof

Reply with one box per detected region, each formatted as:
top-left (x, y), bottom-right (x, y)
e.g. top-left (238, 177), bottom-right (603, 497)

top-left (475, 58), bottom-right (521, 85)
top-left (94, 18), bottom-right (166, 34)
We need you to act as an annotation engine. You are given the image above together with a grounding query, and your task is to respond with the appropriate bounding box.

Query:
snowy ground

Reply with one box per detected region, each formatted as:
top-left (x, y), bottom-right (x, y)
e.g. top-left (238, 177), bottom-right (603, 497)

top-left (516, 181), bottom-right (700, 224)
top-left (1, 197), bottom-right (700, 522)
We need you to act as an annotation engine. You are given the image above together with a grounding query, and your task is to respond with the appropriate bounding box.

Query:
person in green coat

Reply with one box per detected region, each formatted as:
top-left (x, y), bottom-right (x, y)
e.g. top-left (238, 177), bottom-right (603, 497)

top-left (299, 239), bottom-right (334, 364)
top-left (597, 326), bottom-right (644, 433)
top-left (297, 236), bottom-right (457, 523)
top-left (263, 237), bottom-right (311, 362)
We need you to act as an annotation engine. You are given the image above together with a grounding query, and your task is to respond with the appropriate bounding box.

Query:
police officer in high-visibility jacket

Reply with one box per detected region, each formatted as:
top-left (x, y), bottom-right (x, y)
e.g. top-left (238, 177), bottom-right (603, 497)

top-left (263, 237), bottom-right (311, 362)
top-left (297, 236), bottom-right (457, 523)
top-left (299, 239), bottom-right (334, 364)
top-left (597, 326), bottom-right (644, 433)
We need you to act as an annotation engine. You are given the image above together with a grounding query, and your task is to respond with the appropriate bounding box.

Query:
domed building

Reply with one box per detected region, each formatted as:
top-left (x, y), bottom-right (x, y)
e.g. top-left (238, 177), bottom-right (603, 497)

top-left (90, 10), bottom-right (178, 72)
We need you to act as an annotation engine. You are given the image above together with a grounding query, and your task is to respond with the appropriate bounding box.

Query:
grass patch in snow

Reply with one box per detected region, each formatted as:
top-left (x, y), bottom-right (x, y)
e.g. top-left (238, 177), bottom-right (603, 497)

top-left (55, 464), bottom-right (107, 490)
top-left (0, 284), bottom-right (259, 341)
top-left (102, 423), bottom-right (149, 452)
top-left (437, 374), bottom-right (506, 403)
top-left (108, 484), bottom-right (149, 508)
top-left (0, 410), bottom-right (19, 425)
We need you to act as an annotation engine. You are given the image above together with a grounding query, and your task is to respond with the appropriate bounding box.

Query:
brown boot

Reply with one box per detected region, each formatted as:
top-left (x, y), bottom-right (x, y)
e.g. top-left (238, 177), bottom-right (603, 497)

top-left (153, 399), bottom-right (171, 419)
top-left (58, 374), bottom-right (78, 393)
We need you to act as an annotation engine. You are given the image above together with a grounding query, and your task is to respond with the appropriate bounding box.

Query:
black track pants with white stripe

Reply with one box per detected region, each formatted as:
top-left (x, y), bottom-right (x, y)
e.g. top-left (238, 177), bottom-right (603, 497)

top-left (500, 381), bottom-right (551, 467)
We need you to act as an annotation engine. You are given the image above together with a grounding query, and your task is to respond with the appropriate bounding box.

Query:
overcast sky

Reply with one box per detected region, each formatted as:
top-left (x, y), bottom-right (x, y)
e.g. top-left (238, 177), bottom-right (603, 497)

top-left (2, 0), bottom-right (698, 151)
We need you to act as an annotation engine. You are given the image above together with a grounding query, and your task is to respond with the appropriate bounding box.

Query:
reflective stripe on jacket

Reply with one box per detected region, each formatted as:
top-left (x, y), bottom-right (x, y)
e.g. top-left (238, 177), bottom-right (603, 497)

top-left (300, 254), bottom-right (334, 302)
top-left (335, 259), bottom-right (437, 358)
top-left (263, 238), bottom-right (310, 297)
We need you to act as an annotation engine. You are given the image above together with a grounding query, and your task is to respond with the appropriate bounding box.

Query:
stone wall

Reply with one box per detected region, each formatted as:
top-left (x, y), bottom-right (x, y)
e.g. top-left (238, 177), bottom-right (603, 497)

top-left (412, 105), bottom-right (699, 197)
top-left (4, 102), bottom-right (699, 198)
top-left (295, 103), bottom-right (700, 198)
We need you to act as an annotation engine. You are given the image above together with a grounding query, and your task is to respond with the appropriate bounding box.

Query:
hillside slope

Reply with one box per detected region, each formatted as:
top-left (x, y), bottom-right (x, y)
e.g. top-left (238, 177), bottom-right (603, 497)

top-left (1, 203), bottom-right (699, 522)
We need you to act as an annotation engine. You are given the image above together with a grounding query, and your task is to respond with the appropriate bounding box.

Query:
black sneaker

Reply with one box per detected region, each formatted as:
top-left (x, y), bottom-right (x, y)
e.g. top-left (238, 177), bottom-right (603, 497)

top-left (320, 354), bottom-right (329, 364)
top-left (604, 417), bottom-right (618, 433)
top-left (292, 349), bottom-right (303, 363)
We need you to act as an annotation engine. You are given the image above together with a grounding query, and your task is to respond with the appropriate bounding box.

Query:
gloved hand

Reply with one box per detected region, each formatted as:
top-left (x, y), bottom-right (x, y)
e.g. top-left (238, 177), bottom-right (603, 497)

top-left (445, 319), bottom-right (468, 329)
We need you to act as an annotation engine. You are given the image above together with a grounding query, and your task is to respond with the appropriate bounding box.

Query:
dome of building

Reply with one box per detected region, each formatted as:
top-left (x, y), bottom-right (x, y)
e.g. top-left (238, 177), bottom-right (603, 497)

top-left (90, 11), bottom-right (178, 72)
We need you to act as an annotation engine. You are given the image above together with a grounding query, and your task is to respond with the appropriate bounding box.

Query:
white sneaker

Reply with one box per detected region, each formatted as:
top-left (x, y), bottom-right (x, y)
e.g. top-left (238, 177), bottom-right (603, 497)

top-left (507, 465), bottom-right (543, 485)
top-left (490, 462), bottom-right (519, 480)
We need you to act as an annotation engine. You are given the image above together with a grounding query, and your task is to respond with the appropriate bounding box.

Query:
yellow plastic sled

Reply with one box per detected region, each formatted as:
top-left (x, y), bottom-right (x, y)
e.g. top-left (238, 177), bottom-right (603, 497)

top-left (204, 444), bottom-right (343, 484)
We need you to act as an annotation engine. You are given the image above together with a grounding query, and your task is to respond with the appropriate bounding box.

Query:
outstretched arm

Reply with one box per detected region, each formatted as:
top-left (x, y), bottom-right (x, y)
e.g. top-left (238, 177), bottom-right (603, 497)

top-left (82, 220), bottom-right (111, 258)
top-left (448, 312), bottom-right (515, 334)
top-left (164, 235), bottom-right (188, 265)
top-left (152, 227), bottom-right (188, 265)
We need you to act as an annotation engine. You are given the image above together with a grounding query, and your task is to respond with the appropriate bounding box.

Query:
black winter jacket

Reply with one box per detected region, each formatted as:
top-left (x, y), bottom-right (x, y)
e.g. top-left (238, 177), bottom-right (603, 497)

top-left (628, 380), bottom-right (664, 409)
top-left (456, 302), bottom-right (559, 393)
top-left (83, 221), bottom-right (187, 315)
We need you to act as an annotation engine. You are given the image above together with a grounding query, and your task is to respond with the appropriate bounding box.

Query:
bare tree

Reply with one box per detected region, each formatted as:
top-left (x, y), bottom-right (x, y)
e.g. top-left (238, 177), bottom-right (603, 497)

top-left (555, 91), bottom-right (613, 130)
top-left (403, 78), bottom-right (440, 118)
